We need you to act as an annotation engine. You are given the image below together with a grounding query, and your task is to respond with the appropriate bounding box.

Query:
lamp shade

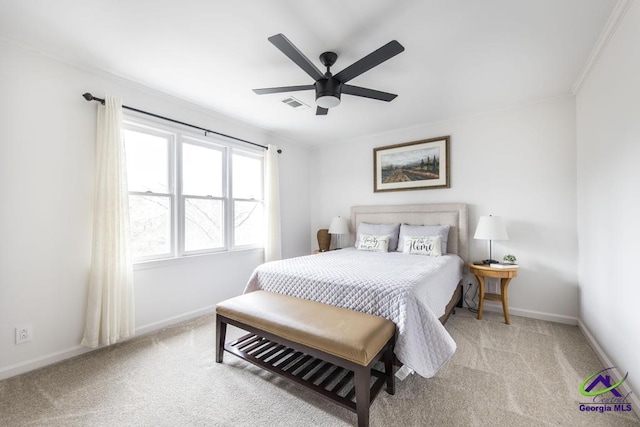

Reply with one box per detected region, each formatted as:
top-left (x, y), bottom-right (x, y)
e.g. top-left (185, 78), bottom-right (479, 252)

top-left (473, 216), bottom-right (509, 240)
top-left (328, 216), bottom-right (349, 235)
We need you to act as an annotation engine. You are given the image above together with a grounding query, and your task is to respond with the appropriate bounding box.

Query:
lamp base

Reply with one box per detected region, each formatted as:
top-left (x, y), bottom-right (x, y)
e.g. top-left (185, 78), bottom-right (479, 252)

top-left (476, 259), bottom-right (498, 265)
top-left (317, 229), bottom-right (330, 252)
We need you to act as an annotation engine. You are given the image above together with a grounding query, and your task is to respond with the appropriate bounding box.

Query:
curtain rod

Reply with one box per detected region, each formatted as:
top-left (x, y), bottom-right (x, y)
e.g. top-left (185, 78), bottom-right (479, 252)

top-left (82, 93), bottom-right (281, 153)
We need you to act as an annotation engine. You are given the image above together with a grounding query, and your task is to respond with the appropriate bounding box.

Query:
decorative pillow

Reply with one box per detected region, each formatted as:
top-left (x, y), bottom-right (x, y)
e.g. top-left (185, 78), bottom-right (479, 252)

top-left (402, 236), bottom-right (442, 256)
top-left (398, 224), bottom-right (450, 254)
top-left (355, 234), bottom-right (390, 252)
top-left (355, 222), bottom-right (400, 251)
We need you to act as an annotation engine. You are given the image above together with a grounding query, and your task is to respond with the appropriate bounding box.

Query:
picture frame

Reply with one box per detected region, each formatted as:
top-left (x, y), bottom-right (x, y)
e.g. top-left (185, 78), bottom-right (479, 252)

top-left (373, 136), bottom-right (450, 192)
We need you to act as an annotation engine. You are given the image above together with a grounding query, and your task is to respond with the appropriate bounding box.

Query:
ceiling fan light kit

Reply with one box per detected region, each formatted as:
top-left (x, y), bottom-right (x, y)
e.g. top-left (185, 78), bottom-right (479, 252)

top-left (316, 94), bottom-right (341, 109)
top-left (253, 34), bottom-right (404, 115)
top-left (315, 76), bottom-right (342, 108)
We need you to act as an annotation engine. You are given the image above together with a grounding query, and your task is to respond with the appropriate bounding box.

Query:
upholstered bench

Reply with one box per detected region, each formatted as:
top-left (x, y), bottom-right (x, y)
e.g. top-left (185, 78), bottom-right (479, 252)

top-left (216, 290), bottom-right (396, 427)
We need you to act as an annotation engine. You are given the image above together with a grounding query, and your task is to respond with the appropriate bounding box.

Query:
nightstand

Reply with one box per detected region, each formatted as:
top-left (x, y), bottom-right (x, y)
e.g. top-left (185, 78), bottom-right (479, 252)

top-left (468, 263), bottom-right (519, 324)
top-left (313, 249), bottom-right (334, 254)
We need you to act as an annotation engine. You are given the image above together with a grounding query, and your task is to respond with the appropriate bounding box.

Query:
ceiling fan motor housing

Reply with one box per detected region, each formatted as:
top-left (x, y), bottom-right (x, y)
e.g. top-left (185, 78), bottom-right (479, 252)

top-left (315, 78), bottom-right (342, 108)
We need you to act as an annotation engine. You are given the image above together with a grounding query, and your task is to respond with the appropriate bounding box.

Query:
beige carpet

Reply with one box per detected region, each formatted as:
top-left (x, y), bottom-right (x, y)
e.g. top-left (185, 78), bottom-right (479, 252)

top-left (1, 309), bottom-right (638, 426)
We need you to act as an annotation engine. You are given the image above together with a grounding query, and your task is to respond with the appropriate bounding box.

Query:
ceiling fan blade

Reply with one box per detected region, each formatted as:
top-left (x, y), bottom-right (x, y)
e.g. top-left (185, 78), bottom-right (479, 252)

top-left (268, 34), bottom-right (324, 81)
top-left (334, 40), bottom-right (404, 83)
top-left (253, 85), bottom-right (314, 95)
top-left (342, 85), bottom-right (397, 102)
top-left (316, 106), bottom-right (329, 115)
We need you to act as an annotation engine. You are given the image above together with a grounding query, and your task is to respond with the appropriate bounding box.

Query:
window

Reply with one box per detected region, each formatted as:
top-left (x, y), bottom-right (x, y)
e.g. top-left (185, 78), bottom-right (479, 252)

top-left (123, 120), bottom-right (264, 262)
top-left (182, 141), bottom-right (225, 253)
top-left (124, 127), bottom-right (173, 259)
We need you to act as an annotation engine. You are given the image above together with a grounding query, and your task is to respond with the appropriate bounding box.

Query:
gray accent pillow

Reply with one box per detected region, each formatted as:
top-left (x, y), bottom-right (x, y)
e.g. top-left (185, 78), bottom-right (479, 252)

top-left (398, 224), bottom-right (450, 254)
top-left (355, 222), bottom-right (401, 251)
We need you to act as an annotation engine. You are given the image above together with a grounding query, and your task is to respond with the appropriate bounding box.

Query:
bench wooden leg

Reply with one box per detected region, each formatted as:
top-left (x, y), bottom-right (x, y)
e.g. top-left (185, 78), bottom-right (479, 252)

top-left (216, 315), bottom-right (227, 363)
top-left (354, 366), bottom-right (371, 427)
top-left (384, 340), bottom-right (395, 395)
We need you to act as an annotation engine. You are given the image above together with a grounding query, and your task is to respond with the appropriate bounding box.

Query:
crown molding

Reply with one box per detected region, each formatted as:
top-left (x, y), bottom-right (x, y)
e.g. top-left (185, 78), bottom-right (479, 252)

top-left (572, 0), bottom-right (634, 94)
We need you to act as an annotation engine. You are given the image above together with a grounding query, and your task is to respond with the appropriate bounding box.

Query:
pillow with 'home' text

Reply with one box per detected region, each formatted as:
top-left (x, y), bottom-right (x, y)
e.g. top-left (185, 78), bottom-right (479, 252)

top-left (402, 235), bottom-right (442, 256)
top-left (398, 224), bottom-right (449, 254)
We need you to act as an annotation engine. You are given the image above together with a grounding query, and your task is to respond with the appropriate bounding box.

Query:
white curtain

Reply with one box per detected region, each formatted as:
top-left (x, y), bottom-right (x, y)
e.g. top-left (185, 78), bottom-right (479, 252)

top-left (264, 144), bottom-right (282, 262)
top-left (81, 95), bottom-right (135, 348)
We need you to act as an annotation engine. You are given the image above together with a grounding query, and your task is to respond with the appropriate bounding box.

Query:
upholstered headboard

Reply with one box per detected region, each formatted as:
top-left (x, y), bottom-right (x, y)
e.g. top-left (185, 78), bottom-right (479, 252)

top-left (350, 203), bottom-right (469, 262)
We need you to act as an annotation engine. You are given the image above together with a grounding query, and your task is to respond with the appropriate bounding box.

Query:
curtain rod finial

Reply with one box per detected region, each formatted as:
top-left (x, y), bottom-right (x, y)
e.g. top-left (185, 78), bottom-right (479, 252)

top-left (82, 92), bottom-right (94, 101)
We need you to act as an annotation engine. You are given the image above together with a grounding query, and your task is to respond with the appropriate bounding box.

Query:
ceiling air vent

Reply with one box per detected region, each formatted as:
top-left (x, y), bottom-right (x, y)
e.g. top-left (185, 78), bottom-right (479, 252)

top-left (281, 96), bottom-right (310, 110)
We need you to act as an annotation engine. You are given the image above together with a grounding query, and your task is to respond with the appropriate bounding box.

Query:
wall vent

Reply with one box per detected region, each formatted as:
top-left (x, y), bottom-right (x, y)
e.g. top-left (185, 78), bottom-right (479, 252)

top-left (281, 96), bottom-right (310, 110)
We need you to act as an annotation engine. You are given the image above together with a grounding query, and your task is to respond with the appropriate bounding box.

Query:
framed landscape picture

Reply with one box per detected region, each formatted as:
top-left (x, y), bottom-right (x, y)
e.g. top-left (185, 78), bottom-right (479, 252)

top-left (373, 136), bottom-right (450, 192)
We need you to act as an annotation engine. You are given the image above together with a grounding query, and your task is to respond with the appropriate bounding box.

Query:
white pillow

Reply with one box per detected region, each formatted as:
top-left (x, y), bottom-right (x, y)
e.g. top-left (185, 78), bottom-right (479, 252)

top-left (402, 236), bottom-right (442, 256)
top-left (356, 234), bottom-right (390, 252)
top-left (355, 222), bottom-right (400, 251)
top-left (398, 224), bottom-right (450, 254)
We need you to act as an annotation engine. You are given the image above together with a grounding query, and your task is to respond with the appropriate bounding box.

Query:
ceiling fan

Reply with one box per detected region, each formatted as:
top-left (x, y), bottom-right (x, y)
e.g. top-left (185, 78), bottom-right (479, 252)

top-left (253, 34), bottom-right (405, 115)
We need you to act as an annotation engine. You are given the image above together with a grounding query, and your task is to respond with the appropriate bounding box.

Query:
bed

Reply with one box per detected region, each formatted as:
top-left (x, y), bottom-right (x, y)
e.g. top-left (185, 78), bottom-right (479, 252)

top-left (244, 203), bottom-right (468, 378)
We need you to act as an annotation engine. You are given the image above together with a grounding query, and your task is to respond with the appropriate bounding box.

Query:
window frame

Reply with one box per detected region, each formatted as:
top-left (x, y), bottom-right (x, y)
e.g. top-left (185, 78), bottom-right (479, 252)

top-left (123, 115), bottom-right (265, 264)
top-left (179, 136), bottom-right (228, 256)
top-left (123, 122), bottom-right (176, 263)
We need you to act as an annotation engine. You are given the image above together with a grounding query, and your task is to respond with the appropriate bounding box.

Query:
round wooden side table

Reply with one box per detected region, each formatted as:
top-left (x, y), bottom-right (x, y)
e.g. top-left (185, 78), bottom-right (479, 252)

top-left (468, 263), bottom-right (519, 324)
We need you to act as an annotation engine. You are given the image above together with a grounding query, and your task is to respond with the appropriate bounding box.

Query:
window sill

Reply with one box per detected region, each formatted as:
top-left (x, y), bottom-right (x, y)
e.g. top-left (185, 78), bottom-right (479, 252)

top-left (132, 247), bottom-right (264, 271)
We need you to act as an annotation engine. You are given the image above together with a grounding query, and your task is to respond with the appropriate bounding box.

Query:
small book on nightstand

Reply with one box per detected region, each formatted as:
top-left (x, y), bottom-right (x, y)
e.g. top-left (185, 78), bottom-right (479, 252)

top-left (490, 263), bottom-right (519, 269)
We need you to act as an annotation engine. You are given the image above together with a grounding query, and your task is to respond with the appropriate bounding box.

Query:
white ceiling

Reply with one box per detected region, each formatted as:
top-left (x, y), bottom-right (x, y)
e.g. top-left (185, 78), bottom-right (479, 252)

top-left (0, 0), bottom-right (617, 145)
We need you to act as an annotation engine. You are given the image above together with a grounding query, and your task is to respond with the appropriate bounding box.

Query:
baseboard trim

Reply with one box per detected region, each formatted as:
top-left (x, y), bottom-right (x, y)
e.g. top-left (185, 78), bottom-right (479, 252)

top-left (135, 305), bottom-right (215, 336)
top-left (0, 305), bottom-right (216, 381)
top-left (0, 345), bottom-right (92, 381)
top-left (577, 319), bottom-right (640, 418)
top-left (481, 301), bottom-right (578, 325)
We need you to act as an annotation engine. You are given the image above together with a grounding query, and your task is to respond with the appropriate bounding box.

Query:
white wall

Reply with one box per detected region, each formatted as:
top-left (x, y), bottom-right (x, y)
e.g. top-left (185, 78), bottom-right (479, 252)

top-left (576, 0), bottom-right (640, 403)
top-left (0, 41), bottom-right (311, 378)
top-left (277, 139), bottom-right (312, 259)
top-left (310, 96), bottom-right (579, 322)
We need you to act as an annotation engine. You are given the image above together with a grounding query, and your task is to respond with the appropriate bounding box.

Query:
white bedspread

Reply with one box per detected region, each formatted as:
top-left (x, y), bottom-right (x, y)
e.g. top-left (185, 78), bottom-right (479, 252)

top-left (244, 248), bottom-right (463, 378)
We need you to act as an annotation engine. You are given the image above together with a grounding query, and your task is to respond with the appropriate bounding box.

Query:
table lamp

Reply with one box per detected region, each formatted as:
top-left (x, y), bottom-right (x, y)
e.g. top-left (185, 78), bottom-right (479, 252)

top-left (473, 215), bottom-right (508, 264)
top-left (328, 216), bottom-right (349, 250)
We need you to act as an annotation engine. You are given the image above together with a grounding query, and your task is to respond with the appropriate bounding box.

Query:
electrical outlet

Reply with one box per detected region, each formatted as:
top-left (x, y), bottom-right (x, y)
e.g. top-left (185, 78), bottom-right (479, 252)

top-left (15, 325), bottom-right (33, 344)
